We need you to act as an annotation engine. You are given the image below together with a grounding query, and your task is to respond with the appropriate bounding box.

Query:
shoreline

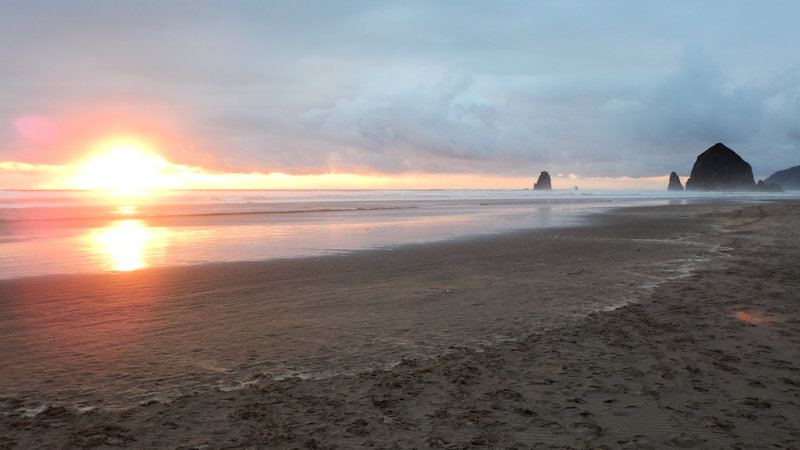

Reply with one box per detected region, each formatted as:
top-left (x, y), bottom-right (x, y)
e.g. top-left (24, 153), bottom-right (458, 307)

top-left (0, 197), bottom-right (733, 284)
top-left (4, 191), bottom-right (795, 281)
top-left (2, 201), bottom-right (799, 447)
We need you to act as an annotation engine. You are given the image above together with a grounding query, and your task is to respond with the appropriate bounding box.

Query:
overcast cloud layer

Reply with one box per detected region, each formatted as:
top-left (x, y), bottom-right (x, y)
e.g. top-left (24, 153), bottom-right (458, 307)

top-left (2, 1), bottom-right (799, 179)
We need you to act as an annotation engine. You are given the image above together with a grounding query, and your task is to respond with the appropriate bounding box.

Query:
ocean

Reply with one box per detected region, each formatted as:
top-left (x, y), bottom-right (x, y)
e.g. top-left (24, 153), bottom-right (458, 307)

top-left (2, 188), bottom-right (792, 281)
top-left (1, 189), bottom-right (796, 414)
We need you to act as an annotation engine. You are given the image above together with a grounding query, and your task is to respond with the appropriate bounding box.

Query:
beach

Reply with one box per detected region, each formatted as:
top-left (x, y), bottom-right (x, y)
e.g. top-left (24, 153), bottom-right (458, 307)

top-left (2, 200), bottom-right (799, 448)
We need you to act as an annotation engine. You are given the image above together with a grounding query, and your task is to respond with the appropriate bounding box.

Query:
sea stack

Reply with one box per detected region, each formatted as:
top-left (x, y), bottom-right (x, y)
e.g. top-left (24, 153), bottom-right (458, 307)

top-left (667, 172), bottom-right (684, 191)
top-left (685, 143), bottom-right (756, 191)
top-left (533, 171), bottom-right (552, 190)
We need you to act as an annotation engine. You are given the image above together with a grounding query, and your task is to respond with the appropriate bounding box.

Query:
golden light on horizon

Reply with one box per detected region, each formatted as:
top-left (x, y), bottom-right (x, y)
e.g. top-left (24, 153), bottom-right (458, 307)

top-left (1, 131), bottom-right (676, 191)
top-left (73, 140), bottom-right (179, 191)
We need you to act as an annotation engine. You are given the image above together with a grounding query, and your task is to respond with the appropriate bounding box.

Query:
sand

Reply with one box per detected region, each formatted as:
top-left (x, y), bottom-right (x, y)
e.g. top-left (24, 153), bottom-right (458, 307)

top-left (2, 201), bottom-right (799, 448)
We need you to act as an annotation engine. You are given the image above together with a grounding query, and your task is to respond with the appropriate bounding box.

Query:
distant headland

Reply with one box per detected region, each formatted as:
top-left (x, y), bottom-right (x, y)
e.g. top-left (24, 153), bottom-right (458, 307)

top-left (764, 165), bottom-right (800, 190)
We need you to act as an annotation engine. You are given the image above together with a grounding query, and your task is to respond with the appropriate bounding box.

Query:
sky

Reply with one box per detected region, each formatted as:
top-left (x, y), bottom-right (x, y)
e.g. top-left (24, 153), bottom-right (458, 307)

top-left (1, 1), bottom-right (799, 189)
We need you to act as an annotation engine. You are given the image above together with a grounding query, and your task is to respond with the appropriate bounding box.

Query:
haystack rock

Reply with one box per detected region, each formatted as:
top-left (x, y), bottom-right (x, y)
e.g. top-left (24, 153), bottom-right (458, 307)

top-left (764, 165), bottom-right (800, 190)
top-left (685, 143), bottom-right (756, 191)
top-left (533, 171), bottom-right (552, 190)
top-left (667, 171), bottom-right (684, 191)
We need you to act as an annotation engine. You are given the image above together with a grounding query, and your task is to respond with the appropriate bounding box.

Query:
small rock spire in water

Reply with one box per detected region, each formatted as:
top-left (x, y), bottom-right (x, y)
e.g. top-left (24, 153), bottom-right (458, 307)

top-left (533, 171), bottom-right (552, 190)
top-left (667, 171), bottom-right (684, 191)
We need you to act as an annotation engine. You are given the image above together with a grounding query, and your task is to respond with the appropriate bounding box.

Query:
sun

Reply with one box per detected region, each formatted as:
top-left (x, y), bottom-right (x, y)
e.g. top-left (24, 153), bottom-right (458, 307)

top-left (74, 141), bottom-right (178, 191)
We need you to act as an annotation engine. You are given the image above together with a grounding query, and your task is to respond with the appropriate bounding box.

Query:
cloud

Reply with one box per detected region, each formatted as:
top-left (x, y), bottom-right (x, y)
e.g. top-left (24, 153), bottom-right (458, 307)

top-left (629, 50), bottom-right (763, 146)
top-left (1, 1), bottom-right (799, 181)
top-left (298, 72), bottom-right (500, 171)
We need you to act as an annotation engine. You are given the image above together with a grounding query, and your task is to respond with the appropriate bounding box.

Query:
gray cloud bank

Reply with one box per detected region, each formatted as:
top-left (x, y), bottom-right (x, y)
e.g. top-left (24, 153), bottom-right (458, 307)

top-left (1, 1), bottom-right (799, 179)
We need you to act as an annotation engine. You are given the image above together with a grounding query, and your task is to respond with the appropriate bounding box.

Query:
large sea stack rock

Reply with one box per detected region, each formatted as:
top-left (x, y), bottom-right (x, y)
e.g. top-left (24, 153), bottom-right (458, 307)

top-left (764, 165), bottom-right (800, 190)
top-left (533, 171), bottom-right (552, 190)
top-left (667, 171), bottom-right (684, 191)
top-left (685, 143), bottom-right (756, 191)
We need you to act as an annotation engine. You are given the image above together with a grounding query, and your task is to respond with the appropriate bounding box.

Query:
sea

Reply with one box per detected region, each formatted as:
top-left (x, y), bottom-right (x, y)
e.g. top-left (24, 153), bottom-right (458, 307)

top-left (2, 188), bottom-right (794, 280)
top-left (1, 189), bottom-right (796, 414)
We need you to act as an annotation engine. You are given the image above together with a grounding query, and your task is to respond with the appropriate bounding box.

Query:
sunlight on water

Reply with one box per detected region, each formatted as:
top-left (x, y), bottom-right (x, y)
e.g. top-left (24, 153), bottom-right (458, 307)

top-left (2, 189), bottom-right (796, 279)
top-left (93, 220), bottom-right (150, 272)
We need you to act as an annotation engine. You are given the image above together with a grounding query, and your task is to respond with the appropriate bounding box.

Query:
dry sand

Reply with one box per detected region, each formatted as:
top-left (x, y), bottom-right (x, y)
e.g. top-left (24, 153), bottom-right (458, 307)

top-left (2, 201), bottom-right (799, 448)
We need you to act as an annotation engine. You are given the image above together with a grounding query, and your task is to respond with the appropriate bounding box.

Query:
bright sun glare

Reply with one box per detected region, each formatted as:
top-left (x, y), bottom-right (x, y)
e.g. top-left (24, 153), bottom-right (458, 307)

top-left (74, 143), bottom-right (176, 191)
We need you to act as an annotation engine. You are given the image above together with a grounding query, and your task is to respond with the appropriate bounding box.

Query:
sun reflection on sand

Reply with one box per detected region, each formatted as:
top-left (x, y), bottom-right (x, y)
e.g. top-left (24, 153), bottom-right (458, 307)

top-left (95, 220), bottom-right (150, 272)
top-left (734, 311), bottom-right (768, 324)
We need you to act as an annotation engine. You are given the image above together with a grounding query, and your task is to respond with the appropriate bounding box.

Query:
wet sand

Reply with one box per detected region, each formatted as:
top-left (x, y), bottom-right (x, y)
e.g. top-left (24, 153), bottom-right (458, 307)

top-left (2, 201), bottom-right (799, 448)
